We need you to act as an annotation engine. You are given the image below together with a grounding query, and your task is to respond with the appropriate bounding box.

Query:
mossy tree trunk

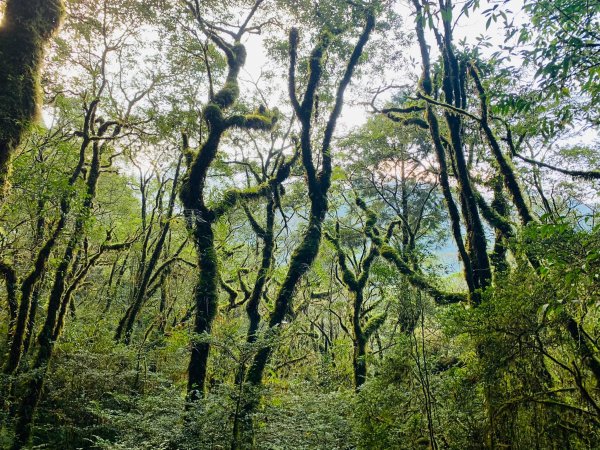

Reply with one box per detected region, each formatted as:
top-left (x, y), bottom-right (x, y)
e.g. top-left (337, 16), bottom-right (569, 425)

top-left (0, 0), bottom-right (64, 201)
top-left (488, 177), bottom-right (511, 275)
top-left (244, 195), bottom-right (276, 344)
top-left (231, 14), bottom-right (375, 448)
top-left (23, 197), bottom-right (48, 354)
top-left (180, 0), bottom-right (287, 401)
top-left (325, 221), bottom-right (381, 389)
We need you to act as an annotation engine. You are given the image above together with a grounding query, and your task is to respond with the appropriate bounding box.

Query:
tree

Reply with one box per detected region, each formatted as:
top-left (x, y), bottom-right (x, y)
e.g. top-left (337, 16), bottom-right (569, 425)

top-left (1, 0), bottom-right (600, 448)
top-left (0, 0), bottom-right (64, 201)
top-left (244, 0), bottom-right (375, 387)
top-left (178, 0), bottom-right (294, 402)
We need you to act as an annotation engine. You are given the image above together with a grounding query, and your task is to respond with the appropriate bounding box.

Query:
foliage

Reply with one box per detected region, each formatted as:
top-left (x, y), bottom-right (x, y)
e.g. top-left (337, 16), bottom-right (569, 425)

top-left (1, 0), bottom-right (600, 448)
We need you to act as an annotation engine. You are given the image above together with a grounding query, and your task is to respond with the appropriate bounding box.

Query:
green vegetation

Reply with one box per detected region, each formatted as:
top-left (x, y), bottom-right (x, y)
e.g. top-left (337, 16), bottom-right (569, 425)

top-left (1, 0), bottom-right (600, 448)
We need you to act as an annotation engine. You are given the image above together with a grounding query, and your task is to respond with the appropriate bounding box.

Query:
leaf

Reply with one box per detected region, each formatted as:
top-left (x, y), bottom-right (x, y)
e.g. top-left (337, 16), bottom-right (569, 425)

top-left (441, 7), bottom-right (452, 23)
top-left (331, 166), bottom-right (347, 182)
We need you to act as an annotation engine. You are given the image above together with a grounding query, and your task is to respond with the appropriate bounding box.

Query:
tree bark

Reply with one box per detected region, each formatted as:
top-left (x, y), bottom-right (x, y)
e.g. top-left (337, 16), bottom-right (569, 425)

top-left (0, 0), bottom-right (64, 200)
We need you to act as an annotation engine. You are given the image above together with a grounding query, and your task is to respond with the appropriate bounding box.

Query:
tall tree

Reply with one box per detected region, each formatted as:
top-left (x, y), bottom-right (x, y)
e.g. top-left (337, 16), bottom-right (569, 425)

top-left (235, 8), bottom-right (376, 446)
top-left (179, 0), bottom-right (292, 401)
top-left (0, 0), bottom-right (64, 201)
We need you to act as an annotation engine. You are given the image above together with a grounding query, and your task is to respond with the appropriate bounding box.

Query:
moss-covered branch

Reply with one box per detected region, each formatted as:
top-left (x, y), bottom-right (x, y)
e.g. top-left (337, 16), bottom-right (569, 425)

top-left (325, 215), bottom-right (381, 388)
top-left (468, 63), bottom-right (535, 226)
top-left (220, 274), bottom-right (239, 309)
top-left (0, 260), bottom-right (18, 335)
top-left (504, 122), bottom-right (600, 180)
top-left (288, 28), bottom-right (302, 116)
top-left (363, 312), bottom-right (387, 339)
top-left (325, 227), bottom-right (359, 292)
top-left (320, 11), bottom-right (375, 189)
top-left (356, 198), bottom-right (466, 305)
top-left (243, 204), bottom-right (265, 238)
top-left (379, 244), bottom-right (466, 305)
top-left (211, 152), bottom-right (296, 219)
top-left (416, 91), bottom-right (482, 123)
top-left (513, 152), bottom-right (600, 180)
top-left (474, 190), bottom-right (514, 238)
top-left (225, 113), bottom-right (276, 131)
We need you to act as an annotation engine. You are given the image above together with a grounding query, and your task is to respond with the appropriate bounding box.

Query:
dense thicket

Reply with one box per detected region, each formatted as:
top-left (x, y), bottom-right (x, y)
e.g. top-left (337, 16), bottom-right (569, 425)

top-left (1, 0), bottom-right (600, 449)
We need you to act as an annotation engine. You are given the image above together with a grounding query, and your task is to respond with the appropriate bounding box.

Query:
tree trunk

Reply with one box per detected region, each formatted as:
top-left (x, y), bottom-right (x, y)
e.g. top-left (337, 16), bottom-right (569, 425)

top-left (0, 0), bottom-right (64, 200)
top-left (186, 218), bottom-right (219, 401)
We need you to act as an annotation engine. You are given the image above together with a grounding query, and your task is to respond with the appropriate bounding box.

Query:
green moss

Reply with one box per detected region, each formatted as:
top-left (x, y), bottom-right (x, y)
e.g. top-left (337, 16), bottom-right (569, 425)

top-left (363, 312), bottom-right (387, 338)
top-left (232, 43), bottom-right (246, 66)
top-left (419, 70), bottom-right (432, 95)
top-left (221, 189), bottom-right (240, 208)
top-left (226, 113), bottom-right (274, 131)
top-left (212, 185), bottom-right (264, 218)
top-left (213, 81), bottom-right (239, 109)
top-left (380, 244), bottom-right (466, 305)
top-left (203, 103), bottom-right (224, 124)
top-left (325, 231), bottom-right (358, 290)
top-left (0, 0), bottom-right (65, 200)
top-left (355, 198), bottom-right (380, 244)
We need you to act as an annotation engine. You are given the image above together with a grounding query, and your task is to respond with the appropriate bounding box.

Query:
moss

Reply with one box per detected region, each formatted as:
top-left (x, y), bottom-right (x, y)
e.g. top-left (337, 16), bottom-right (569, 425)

top-left (232, 42), bottom-right (247, 66)
top-left (212, 185), bottom-right (262, 218)
top-left (355, 198), bottom-right (381, 246)
top-left (213, 81), bottom-right (239, 109)
top-left (470, 63), bottom-right (534, 226)
top-left (0, 0), bottom-right (65, 200)
top-left (340, 252), bottom-right (359, 288)
top-left (363, 312), bottom-right (387, 338)
top-left (419, 70), bottom-right (432, 96)
top-left (402, 117), bottom-right (429, 129)
top-left (0, 261), bottom-right (17, 330)
top-left (355, 198), bottom-right (377, 234)
top-left (475, 190), bottom-right (513, 237)
top-left (203, 103), bottom-right (224, 124)
top-left (325, 230), bottom-right (358, 290)
top-left (219, 188), bottom-right (242, 210)
top-left (379, 244), bottom-right (466, 305)
top-left (226, 113), bottom-right (274, 131)
top-left (187, 222), bottom-right (219, 400)
top-left (178, 174), bottom-right (193, 209)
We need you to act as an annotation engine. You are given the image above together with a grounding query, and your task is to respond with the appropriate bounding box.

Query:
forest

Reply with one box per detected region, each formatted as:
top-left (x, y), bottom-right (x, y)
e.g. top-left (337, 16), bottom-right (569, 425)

top-left (0, 0), bottom-right (599, 448)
